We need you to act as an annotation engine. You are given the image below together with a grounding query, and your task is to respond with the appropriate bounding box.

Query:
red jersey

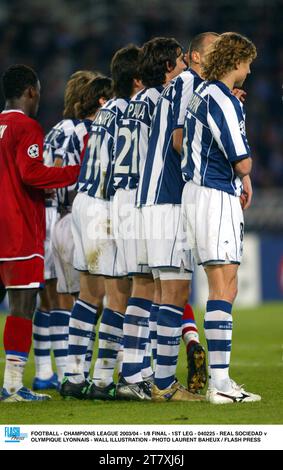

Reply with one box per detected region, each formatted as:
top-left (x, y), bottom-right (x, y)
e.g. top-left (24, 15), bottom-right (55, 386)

top-left (0, 110), bottom-right (81, 260)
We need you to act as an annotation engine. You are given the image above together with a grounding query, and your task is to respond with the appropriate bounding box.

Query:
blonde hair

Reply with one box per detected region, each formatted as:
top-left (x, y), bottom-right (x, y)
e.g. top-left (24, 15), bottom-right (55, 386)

top-left (201, 32), bottom-right (257, 81)
top-left (63, 70), bottom-right (97, 118)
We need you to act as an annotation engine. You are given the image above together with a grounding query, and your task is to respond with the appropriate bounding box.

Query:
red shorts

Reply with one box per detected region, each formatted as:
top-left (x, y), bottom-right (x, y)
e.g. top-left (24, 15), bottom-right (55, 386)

top-left (0, 256), bottom-right (44, 289)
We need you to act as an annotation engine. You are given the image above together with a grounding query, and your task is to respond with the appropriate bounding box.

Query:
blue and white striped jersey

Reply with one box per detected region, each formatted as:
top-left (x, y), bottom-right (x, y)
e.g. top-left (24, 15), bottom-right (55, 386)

top-left (113, 86), bottom-right (163, 191)
top-left (136, 69), bottom-right (202, 207)
top-left (44, 119), bottom-right (92, 208)
top-left (43, 119), bottom-right (81, 167)
top-left (182, 80), bottom-right (251, 196)
top-left (78, 98), bottom-right (129, 200)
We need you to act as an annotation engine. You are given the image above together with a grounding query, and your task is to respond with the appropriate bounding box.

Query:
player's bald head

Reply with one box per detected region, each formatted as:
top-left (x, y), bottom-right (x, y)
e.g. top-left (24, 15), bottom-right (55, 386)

top-left (188, 32), bottom-right (219, 65)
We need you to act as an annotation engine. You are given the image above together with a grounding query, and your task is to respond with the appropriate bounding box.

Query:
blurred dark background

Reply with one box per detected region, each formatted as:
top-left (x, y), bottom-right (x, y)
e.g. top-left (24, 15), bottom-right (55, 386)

top-left (0, 0), bottom-right (282, 191)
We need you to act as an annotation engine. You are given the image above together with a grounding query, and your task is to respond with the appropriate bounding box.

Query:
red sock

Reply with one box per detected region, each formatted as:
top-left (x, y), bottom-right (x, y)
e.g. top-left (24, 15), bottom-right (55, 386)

top-left (4, 316), bottom-right (33, 355)
top-left (182, 304), bottom-right (199, 352)
top-left (182, 304), bottom-right (196, 322)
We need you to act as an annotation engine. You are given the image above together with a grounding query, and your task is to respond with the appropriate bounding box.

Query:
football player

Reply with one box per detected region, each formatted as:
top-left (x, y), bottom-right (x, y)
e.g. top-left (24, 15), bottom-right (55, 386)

top-left (0, 65), bottom-right (81, 401)
top-left (113, 37), bottom-right (187, 400)
top-left (33, 71), bottom-right (96, 388)
top-left (181, 32), bottom-right (260, 404)
top-left (60, 45), bottom-right (142, 399)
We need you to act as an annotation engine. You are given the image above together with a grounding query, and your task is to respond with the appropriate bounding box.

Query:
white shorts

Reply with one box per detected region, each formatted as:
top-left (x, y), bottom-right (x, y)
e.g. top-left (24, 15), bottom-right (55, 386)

top-left (113, 188), bottom-right (151, 276)
top-left (152, 267), bottom-right (192, 281)
top-left (52, 213), bottom-right (80, 294)
top-left (44, 206), bottom-right (59, 280)
top-left (182, 181), bottom-right (244, 265)
top-left (72, 192), bottom-right (122, 277)
top-left (140, 204), bottom-right (193, 277)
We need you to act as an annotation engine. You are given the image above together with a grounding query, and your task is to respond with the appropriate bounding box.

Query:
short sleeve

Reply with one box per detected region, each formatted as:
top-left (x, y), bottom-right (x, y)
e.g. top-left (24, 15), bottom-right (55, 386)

top-left (207, 93), bottom-right (251, 162)
top-left (172, 76), bottom-right (194, 130)
top-left (17, 119), bottom-right (44, 164)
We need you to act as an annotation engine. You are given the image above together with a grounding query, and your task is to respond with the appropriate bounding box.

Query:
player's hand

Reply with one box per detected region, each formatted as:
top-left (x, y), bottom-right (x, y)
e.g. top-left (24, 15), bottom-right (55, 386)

top-left (44, 188), bottom-right (56, 199)
top-left (240, 175), bottom-right (252, 210)
top-left (232, 88), bottom-right (247, 103)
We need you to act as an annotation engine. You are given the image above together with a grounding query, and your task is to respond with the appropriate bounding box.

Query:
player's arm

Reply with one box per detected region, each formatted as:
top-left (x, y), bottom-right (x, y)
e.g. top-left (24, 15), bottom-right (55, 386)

top-left (233, 156), bottom-right (252, 178)
top-left (55, 123), bottom-right (86, 168)
top-left (240, 174), bottom-right (253, 210)
top-left (52, 134), bottom-right (72, 167)
top-left (208, 96), bottom-right (252, 176)
top-left (172, 77), bottom-right (192, 155)
top-left (17, 121), bottom-right (81, 189)
top-left (173, 128), bottom-right (183, 155)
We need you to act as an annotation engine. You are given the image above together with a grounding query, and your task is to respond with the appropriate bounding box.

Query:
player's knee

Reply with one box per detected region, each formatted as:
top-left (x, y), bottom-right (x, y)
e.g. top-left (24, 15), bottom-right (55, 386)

top-left (39, 296), bottom-right (50, 311)
top-left (132, 277), bottom-right (155, 301)
top-left (9, 289), bottom-right (38, 319)
top-left (79, 283), bottom-right (105, 307)
top-left (161, 283), bottom-right (189, 308)
top-left (227, 285), bottom-right (238, 303)
top-left (80, 293), bottom-right (104, 308)
top-left (209, 285), bottom-right (238, 303)
top-left (107, 292), bottom-right (129, 313)
top-left (153, 278), bottom-right (161, 304)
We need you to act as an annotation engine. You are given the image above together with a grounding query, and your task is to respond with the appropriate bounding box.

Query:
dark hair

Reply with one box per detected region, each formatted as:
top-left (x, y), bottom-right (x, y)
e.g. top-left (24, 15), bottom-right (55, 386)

top-left (75, 76), bottom-right (113, 119)
top-left (139, 37), bottom-right (182, 88)
top-left (2, 64), bottom-right (38, 99)
top-left (111, 44), bottom-right (141, 98)
top-left (188, 32), bottom-right (219, 62)
top-left (63, 70), bottom-right (96, 119)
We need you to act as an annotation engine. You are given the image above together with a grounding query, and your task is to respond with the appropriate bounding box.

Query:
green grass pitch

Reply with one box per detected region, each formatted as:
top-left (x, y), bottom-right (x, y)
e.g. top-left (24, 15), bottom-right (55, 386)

top-left (0, 302), bottom-right (282, 425)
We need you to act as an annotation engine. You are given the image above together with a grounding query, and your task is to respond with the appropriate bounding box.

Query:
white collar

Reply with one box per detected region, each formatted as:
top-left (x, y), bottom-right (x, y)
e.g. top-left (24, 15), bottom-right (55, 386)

top-left (1, 109), bottom-right (25, 115)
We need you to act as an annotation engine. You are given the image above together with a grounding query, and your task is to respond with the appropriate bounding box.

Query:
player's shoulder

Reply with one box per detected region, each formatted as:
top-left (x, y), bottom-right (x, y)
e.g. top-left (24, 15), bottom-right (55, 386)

top-left (73, 118), bottom-right (92, 139)
top-left (4, 110), bottom-right (38, 125)
top-left (208, 81), bottom-right (242, 113)
top-left (105, 97), bottom-right (124, 109)
top-left (131, 88), bottom-right (146, 102)
top-left (161, 70), bottom-right (199, 102)
top-left (173, 69), bottom-right (201, 89)
top-left (115, 97), bottom-right (130, 113)
top-left (79, 118), bottom-right (93, 132)
top-left (147, 86), bottom-right (164, 104)
top-left (99, 97), bottom-right (126, 117)
top-left (11, 112), bottom-right (43, 135)
top-left (54, 118), bottom-right (80, 135)
top-left (100, 98), bottom-right (114, 111)
top-left (208, 81), bottom-right (231, 100)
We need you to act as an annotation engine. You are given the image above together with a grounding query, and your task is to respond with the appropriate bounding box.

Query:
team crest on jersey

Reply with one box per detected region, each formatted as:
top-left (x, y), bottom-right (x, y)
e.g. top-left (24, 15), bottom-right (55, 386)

top-left (239, 120), bottom-right (246, 136)
top-left (27, 144), bottom-right (39, 158)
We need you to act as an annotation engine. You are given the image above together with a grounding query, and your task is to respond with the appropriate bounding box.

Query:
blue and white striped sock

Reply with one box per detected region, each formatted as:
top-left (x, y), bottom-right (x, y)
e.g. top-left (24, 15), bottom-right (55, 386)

top-left (204, 300), bottom-right (233, 392)
top-left (149, 303), bottom-right (159, 371)
top-left (121, 297), bottom-right (151, 384)
top-left (155, 304), bottom-right (183, 390)
top-left (33, 309), bottom-right (54, 380)
top-left (141, 336), bottom-right (153, 380)
top-left (84, 327), bottom-right (96, 379)
top-left (65, 299), bottom-right (97, 384)
top-left (49, 309), bottom-right (71, 384)
top-left (93, 308), bottom-right (124, 388)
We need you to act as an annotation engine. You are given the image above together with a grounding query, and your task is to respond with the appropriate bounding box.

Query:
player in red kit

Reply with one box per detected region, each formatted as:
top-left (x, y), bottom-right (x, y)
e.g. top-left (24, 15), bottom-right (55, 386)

top-left (0, 64), bottom-right (81, 401)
